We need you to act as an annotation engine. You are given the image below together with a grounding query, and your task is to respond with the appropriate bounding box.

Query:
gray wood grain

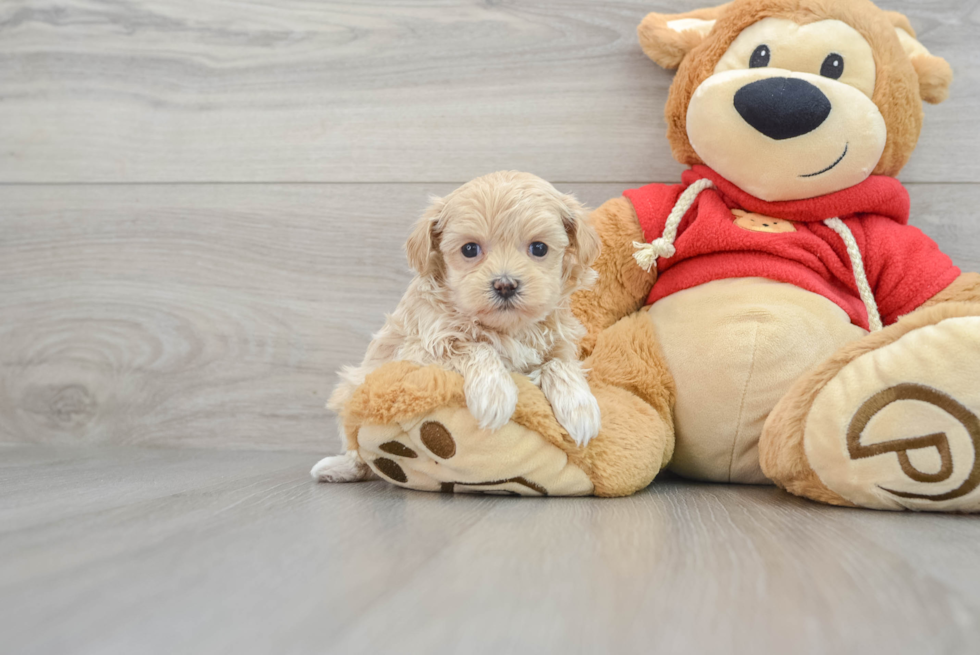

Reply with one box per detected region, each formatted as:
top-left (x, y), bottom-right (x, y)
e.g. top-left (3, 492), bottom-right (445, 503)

top-left (2, 4), bottom-right (979, 653)
top-left (2, 444), bottom-right (979, 655)
top-left (0, 0), bottom-right (976, 184)
top-left (1, 183), bottom-right (976, 450)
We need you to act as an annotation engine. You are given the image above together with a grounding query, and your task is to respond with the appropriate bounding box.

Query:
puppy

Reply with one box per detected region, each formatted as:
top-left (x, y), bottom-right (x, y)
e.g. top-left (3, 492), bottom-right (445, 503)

top-left (312, 171), bottom-right (603, 483)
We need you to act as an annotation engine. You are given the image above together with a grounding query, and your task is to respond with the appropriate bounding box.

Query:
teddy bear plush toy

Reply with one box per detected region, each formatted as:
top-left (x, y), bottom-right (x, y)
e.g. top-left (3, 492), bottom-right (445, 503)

top-left (332, 0), bottom-right (980, 512)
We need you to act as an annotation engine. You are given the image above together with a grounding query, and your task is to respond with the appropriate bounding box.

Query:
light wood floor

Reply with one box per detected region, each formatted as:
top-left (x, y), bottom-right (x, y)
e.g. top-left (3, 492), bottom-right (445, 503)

top-left (4, 444), bottom-right (980, 655)
top-left (2, 1), bottom-right (979, 653)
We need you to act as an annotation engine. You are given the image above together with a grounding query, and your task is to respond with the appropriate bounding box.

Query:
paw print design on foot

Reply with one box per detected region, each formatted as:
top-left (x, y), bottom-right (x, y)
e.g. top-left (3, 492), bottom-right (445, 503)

top-left (767, 306), bottom-right (980, 512)
top-left (355, 406), bottom-right (594, 496)
top-left (843, 384), bottom-right (980, 501)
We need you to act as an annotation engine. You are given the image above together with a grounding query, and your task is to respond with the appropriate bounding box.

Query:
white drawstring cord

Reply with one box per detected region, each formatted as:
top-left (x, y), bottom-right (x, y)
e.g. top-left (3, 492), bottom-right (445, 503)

top-left (823, 217), bottom-right (883, 332)
top-left (633, 178), bottom-right (715, 272)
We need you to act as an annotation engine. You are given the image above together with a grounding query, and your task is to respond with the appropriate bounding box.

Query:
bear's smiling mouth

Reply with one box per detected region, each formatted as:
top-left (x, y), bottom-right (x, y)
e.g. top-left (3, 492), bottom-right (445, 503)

top-left (800, 143), bottom-right (849, 178)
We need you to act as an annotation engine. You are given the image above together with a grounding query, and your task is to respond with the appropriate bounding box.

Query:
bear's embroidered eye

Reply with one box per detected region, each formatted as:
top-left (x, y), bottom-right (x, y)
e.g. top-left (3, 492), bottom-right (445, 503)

top-left (821, 53), bottom-right (845, 79)
top-left (528, 242), bottom-right (548, 258)
top-left (461, 243), bottom-right (481, 258)
top-left (749, 45), bottom-right (771, 68)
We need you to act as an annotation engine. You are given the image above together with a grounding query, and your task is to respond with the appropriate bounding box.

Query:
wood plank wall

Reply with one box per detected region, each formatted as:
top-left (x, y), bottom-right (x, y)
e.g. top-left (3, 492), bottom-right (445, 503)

top-left (1, 1), bottom-right (978, 452)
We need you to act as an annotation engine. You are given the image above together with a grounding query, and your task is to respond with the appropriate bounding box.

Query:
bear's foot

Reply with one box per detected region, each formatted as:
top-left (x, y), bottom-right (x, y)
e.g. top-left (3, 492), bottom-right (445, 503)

top-left (761, 303), bottom-right (980, 512)
top-left (356, 407), bottom-right (594, 496)
top-left (329, 354), bottom-right (674, 498)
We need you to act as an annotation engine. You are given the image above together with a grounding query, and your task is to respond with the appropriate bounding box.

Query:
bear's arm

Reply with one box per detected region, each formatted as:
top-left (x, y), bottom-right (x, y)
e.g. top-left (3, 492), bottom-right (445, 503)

top-left (859, 219), bottom-right (962, 325)
top-left (572, 197), bottom-right (657, 356)
top-left (920, 272), bottom-right (980, 308)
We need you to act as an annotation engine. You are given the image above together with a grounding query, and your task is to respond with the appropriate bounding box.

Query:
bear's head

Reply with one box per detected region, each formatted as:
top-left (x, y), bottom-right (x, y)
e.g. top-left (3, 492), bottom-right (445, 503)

top-left (638, 0), bottom-right (952, 201)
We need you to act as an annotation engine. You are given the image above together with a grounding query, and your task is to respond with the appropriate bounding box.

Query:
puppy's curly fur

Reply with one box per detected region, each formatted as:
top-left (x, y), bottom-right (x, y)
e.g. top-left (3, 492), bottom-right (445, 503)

top-left (313, 171), bottom-right (602, 483)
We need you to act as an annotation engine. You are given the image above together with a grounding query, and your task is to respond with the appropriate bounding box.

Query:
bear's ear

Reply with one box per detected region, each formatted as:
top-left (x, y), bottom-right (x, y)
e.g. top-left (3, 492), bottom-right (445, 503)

top-left (637, 3), bottom-right (731, 70)
top-left (887, 12), bottom-right (953, 104)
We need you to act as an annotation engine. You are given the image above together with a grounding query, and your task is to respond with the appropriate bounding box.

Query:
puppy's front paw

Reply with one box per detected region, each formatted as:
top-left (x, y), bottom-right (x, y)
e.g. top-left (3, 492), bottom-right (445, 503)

top-left (540, 360), bottom-right (601, 447)
top-left (311, 452), bottom-right (377, 483)
top-left (465, 373), bottom-right (519, 431)
top-left (553, 388), bottom-right (601, 447)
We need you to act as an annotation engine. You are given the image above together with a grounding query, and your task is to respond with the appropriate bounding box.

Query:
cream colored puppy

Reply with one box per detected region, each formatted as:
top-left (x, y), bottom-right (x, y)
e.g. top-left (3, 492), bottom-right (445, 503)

top-left (312, 171), bottom-right (602, 483)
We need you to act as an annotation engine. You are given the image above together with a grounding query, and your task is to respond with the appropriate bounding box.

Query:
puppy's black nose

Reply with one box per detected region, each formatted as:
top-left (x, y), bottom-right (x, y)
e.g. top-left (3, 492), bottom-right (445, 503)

top-left (492, 276), bottom-right (520, 300)
top-left (733, 77), bottom-right (832, 140)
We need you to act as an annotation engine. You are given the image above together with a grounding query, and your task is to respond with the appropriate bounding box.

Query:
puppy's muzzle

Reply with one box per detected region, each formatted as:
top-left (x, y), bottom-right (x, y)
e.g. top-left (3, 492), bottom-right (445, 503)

top-left (734, 77), bottom-right (831, 140)
top-left (492, 276), bottom-right (520, 301)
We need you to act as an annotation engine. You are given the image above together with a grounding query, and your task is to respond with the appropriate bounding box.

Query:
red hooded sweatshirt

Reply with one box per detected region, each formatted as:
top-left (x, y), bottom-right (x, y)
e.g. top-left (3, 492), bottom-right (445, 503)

top-left (624, 166), bottom-right (959, 331)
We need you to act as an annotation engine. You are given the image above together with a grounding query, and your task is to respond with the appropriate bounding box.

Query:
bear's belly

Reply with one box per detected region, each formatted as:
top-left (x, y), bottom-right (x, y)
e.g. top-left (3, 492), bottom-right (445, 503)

top-left (647, 278), bottom-right (868, 484)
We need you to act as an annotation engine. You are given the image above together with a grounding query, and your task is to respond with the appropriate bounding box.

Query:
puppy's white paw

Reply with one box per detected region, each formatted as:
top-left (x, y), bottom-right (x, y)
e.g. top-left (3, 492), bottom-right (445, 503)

top-left (552, 389), bottom-right (602, 447)
top-left (311, 452), bottom-right (377, 483)
top-left (539, 359), bottom-right (602, 447)
top-left (465, 373), bottom-right (519, 432)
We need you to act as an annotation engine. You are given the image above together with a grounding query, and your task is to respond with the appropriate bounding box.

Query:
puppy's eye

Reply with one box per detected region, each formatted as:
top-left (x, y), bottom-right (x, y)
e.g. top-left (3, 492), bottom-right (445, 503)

top-left (820, 53), bottom-right (844, 80)
top-left (528, 242), bottom-right (548, 258)
top-left (749, 45), bottom-right (771, 68)
top-left (461, 243), bottom-right (481, 258)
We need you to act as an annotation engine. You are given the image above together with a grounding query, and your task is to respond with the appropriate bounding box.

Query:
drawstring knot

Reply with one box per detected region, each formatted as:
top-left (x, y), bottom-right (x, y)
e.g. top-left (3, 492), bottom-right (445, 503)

top-left (633, 178), bottom-right (715, 273)
top-left (632, 238), bottom-right (676, 273)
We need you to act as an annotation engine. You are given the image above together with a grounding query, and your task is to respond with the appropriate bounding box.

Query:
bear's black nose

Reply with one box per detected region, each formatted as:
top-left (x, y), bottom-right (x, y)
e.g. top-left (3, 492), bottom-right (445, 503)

top-left (733, 77), bottom-right (832, 140)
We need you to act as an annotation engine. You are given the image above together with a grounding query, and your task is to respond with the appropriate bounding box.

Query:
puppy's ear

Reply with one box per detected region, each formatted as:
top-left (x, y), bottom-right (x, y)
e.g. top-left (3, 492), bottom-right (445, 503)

top-left (405, 196), bottom-right (445, 276)
top-left (638, 3), bottom-right (730, 70)
top-left (559, 194), bottom-right (601, 292)
top-left (888, 14), bottom-right (953, 104)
